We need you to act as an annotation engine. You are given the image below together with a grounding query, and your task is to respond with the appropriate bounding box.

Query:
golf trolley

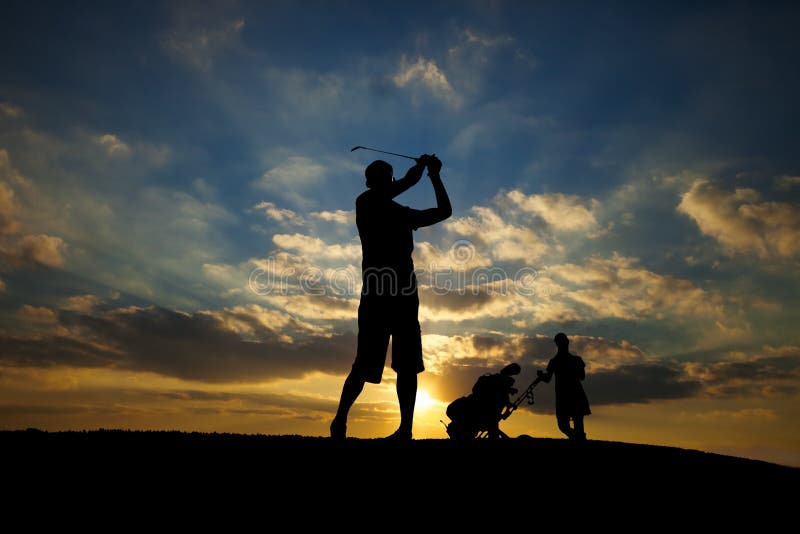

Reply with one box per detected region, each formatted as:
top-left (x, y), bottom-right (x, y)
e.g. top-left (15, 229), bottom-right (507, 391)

top-left (444, 370), bottom-right (545, 440)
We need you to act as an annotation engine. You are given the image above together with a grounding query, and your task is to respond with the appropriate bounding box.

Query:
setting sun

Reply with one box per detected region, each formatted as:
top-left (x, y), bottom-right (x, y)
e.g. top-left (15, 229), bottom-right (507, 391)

top-left (415, 390), bottom-right (439, 412)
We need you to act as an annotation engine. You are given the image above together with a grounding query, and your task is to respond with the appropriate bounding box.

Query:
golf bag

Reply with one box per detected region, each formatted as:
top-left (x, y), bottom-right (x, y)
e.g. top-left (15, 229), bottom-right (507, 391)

top-left (445, 365), bottom-right (542, 440)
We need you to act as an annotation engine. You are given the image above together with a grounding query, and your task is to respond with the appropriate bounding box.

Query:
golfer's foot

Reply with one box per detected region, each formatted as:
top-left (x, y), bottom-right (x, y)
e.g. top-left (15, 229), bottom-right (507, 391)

top-left (385, 428), bottom-right (412, 441)
top-left (330, 417), bottom-right (346, 440)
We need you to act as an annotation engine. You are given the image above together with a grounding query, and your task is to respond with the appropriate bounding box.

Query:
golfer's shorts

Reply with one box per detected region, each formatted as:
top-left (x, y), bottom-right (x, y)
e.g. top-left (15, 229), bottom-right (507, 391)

top-left (352, 289), bottom-right (423, 384)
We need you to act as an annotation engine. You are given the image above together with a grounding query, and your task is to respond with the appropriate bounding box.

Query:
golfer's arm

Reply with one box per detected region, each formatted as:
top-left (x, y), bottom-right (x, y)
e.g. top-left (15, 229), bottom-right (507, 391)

top-left (408, 172), bottom-right (452, 228)
top-left (388, 162), bottom-right (425, 199)
top-left (429, 171), bottom-right (452, 220)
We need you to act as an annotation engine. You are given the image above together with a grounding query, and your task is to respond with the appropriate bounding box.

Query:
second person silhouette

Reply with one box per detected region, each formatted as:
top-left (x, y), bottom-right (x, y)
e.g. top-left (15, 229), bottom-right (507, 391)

top-left (540, 333), bottom-right (591, 440)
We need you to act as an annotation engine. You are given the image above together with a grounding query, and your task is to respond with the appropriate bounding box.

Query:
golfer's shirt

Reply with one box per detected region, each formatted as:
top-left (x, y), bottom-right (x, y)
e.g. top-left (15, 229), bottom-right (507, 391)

top-left (356, 189), bottom-right (418, 297)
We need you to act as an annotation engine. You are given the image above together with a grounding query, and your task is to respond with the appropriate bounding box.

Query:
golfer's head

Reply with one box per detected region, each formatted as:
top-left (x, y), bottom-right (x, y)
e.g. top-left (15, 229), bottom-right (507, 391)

top-left (365, 160), bottom-right (394, 189)
top-left (554, 332), bottom-right (569, 349)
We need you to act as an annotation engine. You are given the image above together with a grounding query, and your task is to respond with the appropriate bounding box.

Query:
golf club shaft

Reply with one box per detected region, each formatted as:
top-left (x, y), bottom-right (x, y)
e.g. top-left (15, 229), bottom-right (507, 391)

top-left (352, 146), bottom-right (418, 161)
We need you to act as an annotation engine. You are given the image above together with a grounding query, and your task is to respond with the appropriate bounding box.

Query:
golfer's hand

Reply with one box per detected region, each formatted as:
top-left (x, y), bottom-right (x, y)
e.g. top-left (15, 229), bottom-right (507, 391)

top-left (537, 369), bottom-right (550, 383)
top-left (426, 155), bottom-right (442, 175)
top-left (417, 154), bottom-right (433, 166)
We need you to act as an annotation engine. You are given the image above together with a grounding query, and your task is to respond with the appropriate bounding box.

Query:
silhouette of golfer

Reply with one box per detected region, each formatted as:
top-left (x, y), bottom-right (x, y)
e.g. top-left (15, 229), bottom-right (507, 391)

top-left (539, 333), bottom-right (591, 440)
top-left (331, 154), bottom-right (452, 439)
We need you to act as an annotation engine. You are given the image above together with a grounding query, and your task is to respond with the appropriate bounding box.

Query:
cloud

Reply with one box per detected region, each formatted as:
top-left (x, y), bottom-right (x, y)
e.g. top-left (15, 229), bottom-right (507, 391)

top-left (133, 188), bottom-right (235, 258)
top-left (0, 102), bottom-right (23, 118)
top-left (393, 56), bottom-right (463, 109)
top-left (272, 233), bottom-right (360, 263)
top-left (60, 294), bottom-right (103, 313)
top-left (3, 295), bottom-right (795, 412)
top-left (413, 240), bottom-right (493, 272)
top-left (418, 283), bottom-right (530, 322)
top-left (446, 27), bottom-right (519, 80)
top-left (0, 232), bottom-right (66, 270)
top-left (253, 156), bottom-right (327, 206)
top-left (446, 27), bottom-right (514, 68)
top-left (0, 125), bottom-right (236, 306)
top-left (18, 304), bottom-right (59, 324)
top-left (685, 345), bottom-right (800, 398)
top-left (0, 151), bottom-right (67, 272)
top-left (0, 149), bottom-right (30, 234)
top-left (445, 205), bottom-right (551, 261)
top-left (215, 183), bottom-right (741, 335)
top-left (94, 134), bottom-right (131, 158)
top-left (204, 303), bottom-right (322, 338)
top-left (775, 175), bottom-right (800, 190)
top-left (586, 364), bottom-right (702, 405)
top-left (205, 249), bottom-right (361, 302)
top-left (0, 180), bottom-right (21, 234)
top-left (263, 294), bottom-right (358, 321)
top-left (254, 201), bottom-right (305, 226)
top-left (0, 304), bottom-right (356, 383)
top-left (677, 178), bottom-right (800, 259)
top-left (546, 253), bottom-right (728, 323)
top-left (461, 28), bottom-right (515, 49)
top-left (12, 234), bottom-right (66, 267)
top-left (503, 190), bottom-right (600, 232)
top-left (409, 272), bottom-right (574, 325)
top-left (310, 210), bottom-right (355, 226)
top-left (162, 18), bottom-right (245, 71)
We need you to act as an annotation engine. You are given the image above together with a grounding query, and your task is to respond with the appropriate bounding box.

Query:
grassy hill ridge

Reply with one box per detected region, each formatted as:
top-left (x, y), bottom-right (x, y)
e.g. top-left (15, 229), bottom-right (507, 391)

top-left (4, 429), bottom-right (796, 512)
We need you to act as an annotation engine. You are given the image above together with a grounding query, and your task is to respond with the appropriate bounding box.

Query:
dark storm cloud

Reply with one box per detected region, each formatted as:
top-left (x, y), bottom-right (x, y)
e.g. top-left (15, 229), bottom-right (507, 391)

top-left (585, 364), bottom-right (703, 406)
top-left (698, 358), bottom-right (800, 384)
top-left (419, 287), bottom-right (496, 311)
top-left (471, 334), bottom-right (507, 352)
top-left (686, 349), bottom-right (800, 397)
top-left (515, 335), bottom-right (557, 363)
top-left (0, 306), bottom-right (356, 383)
top-left (0, 333), bottom-right (117, 369)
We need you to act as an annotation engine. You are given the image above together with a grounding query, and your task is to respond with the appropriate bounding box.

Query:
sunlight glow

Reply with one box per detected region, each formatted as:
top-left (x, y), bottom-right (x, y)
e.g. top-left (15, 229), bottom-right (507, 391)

top-left (415, 389), bottom-right (438, 411)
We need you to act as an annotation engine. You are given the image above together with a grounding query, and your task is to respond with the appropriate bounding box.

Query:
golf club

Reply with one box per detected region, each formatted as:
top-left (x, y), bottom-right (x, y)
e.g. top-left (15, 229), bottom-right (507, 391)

top-left (351, 145), bottom-right (418, 161)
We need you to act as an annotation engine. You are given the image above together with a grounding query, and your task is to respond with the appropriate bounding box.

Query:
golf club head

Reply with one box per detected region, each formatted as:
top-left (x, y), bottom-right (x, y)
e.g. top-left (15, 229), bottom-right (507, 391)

top-left (351, 146), bottom-right (364, 152)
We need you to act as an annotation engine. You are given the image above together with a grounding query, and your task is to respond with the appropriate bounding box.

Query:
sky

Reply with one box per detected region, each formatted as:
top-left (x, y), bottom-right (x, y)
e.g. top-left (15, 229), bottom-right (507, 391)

top-left (1, 1), bottom-right (799, 466)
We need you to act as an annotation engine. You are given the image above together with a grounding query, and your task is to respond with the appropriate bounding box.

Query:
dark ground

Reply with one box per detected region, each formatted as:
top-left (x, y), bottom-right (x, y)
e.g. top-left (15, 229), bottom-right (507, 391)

top-left (4, 429), bottom-right (797, 521)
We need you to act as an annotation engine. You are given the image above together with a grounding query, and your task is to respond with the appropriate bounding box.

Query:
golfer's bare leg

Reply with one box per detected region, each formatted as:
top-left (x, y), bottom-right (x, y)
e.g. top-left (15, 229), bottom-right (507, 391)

top-left (390, 371), bottom-right (416, 439)
top-left (572, 415), bottom-right (586, 440)
top-left (556, 414), bottom-right (573, 438)
top-left (331, 372), bottom-right (365, 438)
